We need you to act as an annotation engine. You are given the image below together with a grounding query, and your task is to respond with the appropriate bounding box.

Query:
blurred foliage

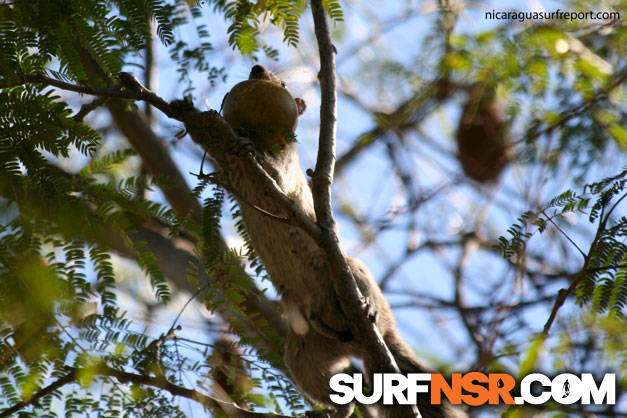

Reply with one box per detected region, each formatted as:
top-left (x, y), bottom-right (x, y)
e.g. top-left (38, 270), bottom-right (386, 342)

top-left (496, 168), bottom-right (627, 316)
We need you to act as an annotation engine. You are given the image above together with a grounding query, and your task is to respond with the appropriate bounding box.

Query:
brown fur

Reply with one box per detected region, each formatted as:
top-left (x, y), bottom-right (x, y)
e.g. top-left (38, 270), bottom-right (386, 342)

top-left (224, 65), bottom-right (465, 418)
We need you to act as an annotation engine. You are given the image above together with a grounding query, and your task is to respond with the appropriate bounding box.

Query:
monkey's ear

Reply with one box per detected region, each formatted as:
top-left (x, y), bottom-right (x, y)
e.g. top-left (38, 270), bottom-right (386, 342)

top-left (295, 98), bottom-right (307, 116)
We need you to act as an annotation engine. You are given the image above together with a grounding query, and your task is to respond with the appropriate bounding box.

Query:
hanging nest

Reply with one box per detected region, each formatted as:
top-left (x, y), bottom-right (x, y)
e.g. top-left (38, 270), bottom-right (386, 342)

top-left (456, 82), bottom-right (509, 183)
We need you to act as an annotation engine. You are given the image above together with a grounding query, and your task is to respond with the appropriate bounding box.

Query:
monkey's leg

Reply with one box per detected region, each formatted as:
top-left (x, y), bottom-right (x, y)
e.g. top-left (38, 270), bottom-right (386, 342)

top-left (308, 312), bottom-right (354, 343)
top-left (306, 264), bottom-right (378, 345)
top-left (284, 330), bottom-right (355, 418)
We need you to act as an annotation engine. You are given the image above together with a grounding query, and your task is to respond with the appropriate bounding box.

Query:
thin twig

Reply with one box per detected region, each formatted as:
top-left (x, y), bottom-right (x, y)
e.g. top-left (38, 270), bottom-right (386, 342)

top-left (192, 172), bottom-right (292, 224)
top-left (169, 284), bottom-right (208, 333)
top-left (73, 97), bottom-right (109, 121)
top-left (540, 201), bottom-right (610, 337)
top-left (99, 365), bottom-right (289, 417)
top-left (335, 78), bottom-right (454, 175)
top-left (513, 69), bottom-right (627, 146)
top-left (239, 151), bottom-right (322, 239)
top-left (541, 210), bottom-right (586, 258)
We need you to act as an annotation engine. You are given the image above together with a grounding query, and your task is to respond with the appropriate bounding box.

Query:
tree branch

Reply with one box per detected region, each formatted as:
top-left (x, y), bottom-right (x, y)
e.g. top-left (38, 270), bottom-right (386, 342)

top-left (513, 68), bottom-right (627, 146)
top-left (5, 70), bottom-right (323, 245)
top-left (0, 370), bottom-right (76, 417)
top-left (97, 365), bottom-right (290, 418)
top-left (1, 73), bottom-right (177, 119)
top-left (540, 199), bottom-right (613, 337)
top-left (335, 78), bottom-right (455, 176)
top-left (0, 366), bottom-right (292, 418)
top-left (310, 1), bottom-right (419, 417)
top-left (73, 96), bottom-right (109, 121)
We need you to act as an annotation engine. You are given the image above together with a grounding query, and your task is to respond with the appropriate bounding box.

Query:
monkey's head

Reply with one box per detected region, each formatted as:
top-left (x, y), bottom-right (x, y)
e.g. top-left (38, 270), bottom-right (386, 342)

top-left (222, 65), bottom-right (306, 150)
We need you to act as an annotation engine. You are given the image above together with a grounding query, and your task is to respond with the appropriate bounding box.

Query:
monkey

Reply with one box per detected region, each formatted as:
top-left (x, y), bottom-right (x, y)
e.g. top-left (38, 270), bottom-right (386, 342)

top-left (456, 82), bottom-right (509, 183)
top-left (220, 64), bottom-right (465, 418)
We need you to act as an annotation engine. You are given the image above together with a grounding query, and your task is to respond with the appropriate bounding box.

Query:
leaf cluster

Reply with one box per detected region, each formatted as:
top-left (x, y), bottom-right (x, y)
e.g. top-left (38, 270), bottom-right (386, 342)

top-left (496, 168), bottom-right (627, 316)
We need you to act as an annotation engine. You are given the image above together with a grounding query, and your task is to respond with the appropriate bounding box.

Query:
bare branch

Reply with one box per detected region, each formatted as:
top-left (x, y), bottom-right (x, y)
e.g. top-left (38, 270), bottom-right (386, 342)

top-left (143, 16), bottom-right (155, 124)
top-left (513, 69), bottom-right (627, 146)
top-left (0, 366), bottom-right (292, 418)
top-left (310, 1), bottom-right (419, 416)
top-left (541, 210), bottom-right (587, 258)
top-left (73, 96), bottom-right (109, 121)
top-left (335, 78), bottom-right (455, 175)
top-left (540, 197), bottom-right (615, 337)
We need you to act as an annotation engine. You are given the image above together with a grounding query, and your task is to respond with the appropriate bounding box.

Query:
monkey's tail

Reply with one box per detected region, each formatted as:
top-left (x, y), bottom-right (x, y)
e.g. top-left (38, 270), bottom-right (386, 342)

top-left (383, 330), bottom-right (468, 418)
top-left (383, 330), bottom-right (433, 374)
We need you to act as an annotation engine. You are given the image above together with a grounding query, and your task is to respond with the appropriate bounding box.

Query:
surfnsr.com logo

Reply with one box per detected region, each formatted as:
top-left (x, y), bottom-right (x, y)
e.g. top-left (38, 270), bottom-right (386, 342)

top-left (329, 373), bottom-right (616, 406)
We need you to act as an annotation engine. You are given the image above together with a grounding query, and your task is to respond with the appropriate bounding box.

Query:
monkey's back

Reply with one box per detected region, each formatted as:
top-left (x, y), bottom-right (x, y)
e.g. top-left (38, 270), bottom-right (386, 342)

top-left (225, 144), bottom-right (337, 328)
